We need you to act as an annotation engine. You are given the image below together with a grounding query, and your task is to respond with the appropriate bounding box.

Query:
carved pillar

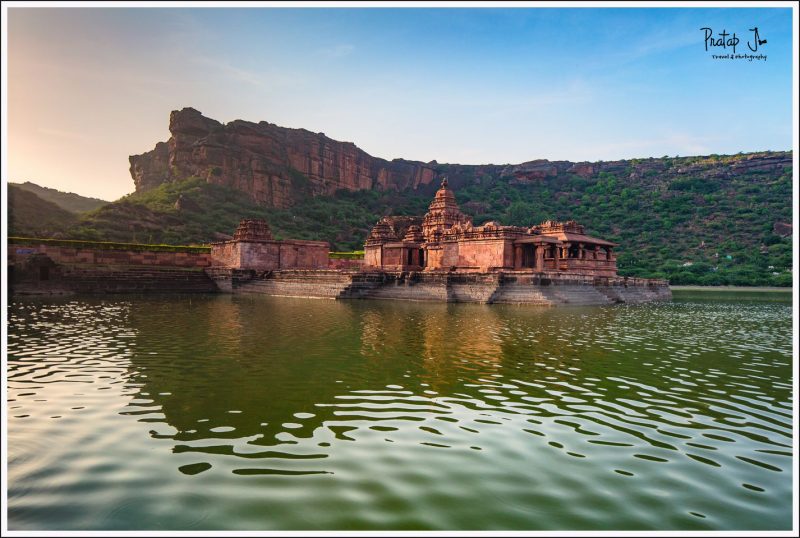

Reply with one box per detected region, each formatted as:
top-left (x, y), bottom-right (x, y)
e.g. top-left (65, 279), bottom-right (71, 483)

top-left (514, 245), bottom-right (523, 269)
top-left (536, 245), bottom-right (544, 269)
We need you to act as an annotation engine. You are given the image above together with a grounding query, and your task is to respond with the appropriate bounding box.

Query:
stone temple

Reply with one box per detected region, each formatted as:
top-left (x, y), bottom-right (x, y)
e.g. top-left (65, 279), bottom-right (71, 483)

top-left (365, 178), bottom-right (618, 277)
top-left (200, 179), bottom-right (670, 305)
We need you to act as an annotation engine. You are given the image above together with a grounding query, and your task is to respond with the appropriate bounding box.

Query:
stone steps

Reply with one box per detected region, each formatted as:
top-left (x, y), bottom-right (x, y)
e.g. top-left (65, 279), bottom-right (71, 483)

top-left (61, 267), bottom-right (218, 293)
top-left (234, 270), bottom-right (356, 298)
top-left (207, 269), bottom-right (671, 305)
top-left (490, 282), bottom-right (615, 305)
top-left (489, 284), bottom-right (555, 305)
top-left (543, 285), bottom-right (615, 305)
top-left (238, 279), bottom-right (350, 298)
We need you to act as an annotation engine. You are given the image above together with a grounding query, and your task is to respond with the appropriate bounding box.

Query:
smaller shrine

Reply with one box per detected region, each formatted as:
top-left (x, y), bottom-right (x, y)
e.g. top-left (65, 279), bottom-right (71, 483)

top-left (210, 219), bottom-right (329, 271)
top-left (364, 179), bottom-right (618, 276)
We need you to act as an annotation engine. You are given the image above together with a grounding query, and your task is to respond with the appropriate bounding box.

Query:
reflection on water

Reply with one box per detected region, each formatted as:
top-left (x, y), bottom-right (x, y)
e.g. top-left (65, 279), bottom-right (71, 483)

top-left (7, 292), bottom-right (793, 530)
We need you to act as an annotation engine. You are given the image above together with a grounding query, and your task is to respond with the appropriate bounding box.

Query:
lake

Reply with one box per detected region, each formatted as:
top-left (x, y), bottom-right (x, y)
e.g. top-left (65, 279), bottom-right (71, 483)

top-left (6, 289), bottom-right (794, 530)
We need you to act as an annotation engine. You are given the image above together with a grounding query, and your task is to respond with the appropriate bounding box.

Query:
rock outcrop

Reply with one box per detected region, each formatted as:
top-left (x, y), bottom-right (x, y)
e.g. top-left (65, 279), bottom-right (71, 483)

top-left (130, 108), bottom-right (792, 211)
top-left (773, 222), bottom-right (792, 237)
top-left (502, 160), bottom-right (565, 184)
top-left (130, 108), bottom-right (437, 208)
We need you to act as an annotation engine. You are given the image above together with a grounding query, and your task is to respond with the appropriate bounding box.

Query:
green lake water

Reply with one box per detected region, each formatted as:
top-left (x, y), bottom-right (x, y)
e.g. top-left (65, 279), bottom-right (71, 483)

top-left (6, 290), bottom-right (794, 530)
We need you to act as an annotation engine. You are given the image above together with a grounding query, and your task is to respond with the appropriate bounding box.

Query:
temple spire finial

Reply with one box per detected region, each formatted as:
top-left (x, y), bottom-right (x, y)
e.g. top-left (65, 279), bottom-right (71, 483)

top-left (441, 176), bottom-right (448, 188)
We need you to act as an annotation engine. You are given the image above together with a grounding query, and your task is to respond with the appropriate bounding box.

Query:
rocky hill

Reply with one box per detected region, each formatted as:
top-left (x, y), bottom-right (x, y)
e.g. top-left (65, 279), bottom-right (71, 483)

top-left (10, 181), bottom-right (108, 213)
top-left (130, 107), bottom-right (437, 208)
top-left (8, 185), bottom-right (78, 237)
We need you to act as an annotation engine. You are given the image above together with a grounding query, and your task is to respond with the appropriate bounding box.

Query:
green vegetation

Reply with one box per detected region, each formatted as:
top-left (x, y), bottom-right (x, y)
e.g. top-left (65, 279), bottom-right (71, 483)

top-left (435, 163), bottom-right (792, 288)
top-left (8, 236), bottom-right (210, 253)
top-left (8, 152), bottom-right (793, 287)
top-left (329, 251), bottom-right (365, 260)
top-left (8, 185), bottom-right (78, 236)
top-left (67, 176), bottom-right (433, 249)
top-left (10, 181), bottom-right (108, 213)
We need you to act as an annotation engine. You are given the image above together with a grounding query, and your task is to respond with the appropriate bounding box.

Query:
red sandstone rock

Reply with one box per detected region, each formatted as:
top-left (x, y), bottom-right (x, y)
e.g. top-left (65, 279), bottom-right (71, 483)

top-left (130, 108), bottom-right (437, 208)
top-left (503, 160), bottom-right (560, 184)
top-left (773, 221), bottom-right (792, 237)
top-left (567, 162), bottom-right (596, 178)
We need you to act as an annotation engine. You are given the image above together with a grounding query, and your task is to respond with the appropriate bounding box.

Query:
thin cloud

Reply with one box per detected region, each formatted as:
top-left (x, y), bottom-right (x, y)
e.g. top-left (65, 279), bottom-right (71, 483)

top-left (191, 56), bottom-right (311, 89)
top-left (317, 44), bottom-right (355, 58)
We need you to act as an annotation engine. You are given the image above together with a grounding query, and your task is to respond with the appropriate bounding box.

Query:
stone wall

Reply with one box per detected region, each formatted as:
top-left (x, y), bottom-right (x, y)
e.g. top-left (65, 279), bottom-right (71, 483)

top-left (455, 239), bottom-right (514, 271)
top-left (209, 239), bottom-right (329, 271)
top-left (8, 241), bottom-right (217, 295)
top-left (208, 241), bottom-right (239, 269)
top-left (10, 262), bottom-right (218, 295)
top-left (380, 244), bottom-right (405, 269)
top-left (364, 245), bottom-right (381, 268)
top-left (8, 243), bottom-right (211, 268)
top-left (426, 241), bottom-right (463, 270)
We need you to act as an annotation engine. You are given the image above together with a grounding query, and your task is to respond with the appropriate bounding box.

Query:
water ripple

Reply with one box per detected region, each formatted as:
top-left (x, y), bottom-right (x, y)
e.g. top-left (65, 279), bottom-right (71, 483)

top-left (6, 292), bottom-right (793, 530)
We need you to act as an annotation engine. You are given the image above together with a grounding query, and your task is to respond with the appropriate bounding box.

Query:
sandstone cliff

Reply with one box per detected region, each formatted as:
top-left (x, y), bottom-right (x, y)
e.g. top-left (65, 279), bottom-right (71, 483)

top-left (130, 108), bottom-right (437, 208)
top-left (131, 108), bottom-right (792, 211)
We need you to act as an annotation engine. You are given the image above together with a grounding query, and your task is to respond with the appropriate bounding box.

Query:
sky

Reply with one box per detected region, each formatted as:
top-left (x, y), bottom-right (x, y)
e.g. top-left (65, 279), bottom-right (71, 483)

top-left (4, 4), bottom-right (795, 200)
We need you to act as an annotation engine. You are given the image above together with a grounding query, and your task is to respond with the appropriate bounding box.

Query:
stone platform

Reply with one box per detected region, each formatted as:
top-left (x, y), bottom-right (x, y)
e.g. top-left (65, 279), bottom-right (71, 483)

top-left (10, 264), bottom-right (218, 295)
top-left (206, 269), bottom-right (671, 305)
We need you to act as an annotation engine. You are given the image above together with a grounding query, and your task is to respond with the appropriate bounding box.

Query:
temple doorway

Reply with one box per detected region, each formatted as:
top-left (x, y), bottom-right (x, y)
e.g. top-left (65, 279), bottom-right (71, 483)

top-left (521, 245), bottom-right (536, 268)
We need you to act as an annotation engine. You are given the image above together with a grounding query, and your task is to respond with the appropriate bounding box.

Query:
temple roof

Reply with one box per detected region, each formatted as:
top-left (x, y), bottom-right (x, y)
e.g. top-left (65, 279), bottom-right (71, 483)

top-left (232, 218), bottom-right (273, 241)
top-left (429, 177), bottom-right (459, 208)
top-left (513, 235), bottom-right (562, 244)
top-left (366, 215), bottom-right (424, 244)
top-left (422, 177), bottom-right (472, 238)
top-left (541, 231), bottom-right (617, 247)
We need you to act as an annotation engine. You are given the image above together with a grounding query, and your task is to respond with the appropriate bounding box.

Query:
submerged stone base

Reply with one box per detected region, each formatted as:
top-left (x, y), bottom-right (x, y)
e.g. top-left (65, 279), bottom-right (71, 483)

top-left (10, 264), bottom-right (218, 295)
top-left (206, 269), bottom-right (671, 305)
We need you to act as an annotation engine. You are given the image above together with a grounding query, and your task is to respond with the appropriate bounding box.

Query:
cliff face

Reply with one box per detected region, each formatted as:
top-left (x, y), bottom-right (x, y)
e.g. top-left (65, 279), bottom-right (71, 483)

top-left (130, 108), bottom-right (437, 208)
top-left (130, 108), bottom-right (793, 210)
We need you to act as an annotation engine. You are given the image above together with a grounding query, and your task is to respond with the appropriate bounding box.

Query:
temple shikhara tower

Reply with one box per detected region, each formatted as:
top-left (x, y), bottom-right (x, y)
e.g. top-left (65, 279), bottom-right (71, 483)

top-left (365, 178), bottom-right (618, 276)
